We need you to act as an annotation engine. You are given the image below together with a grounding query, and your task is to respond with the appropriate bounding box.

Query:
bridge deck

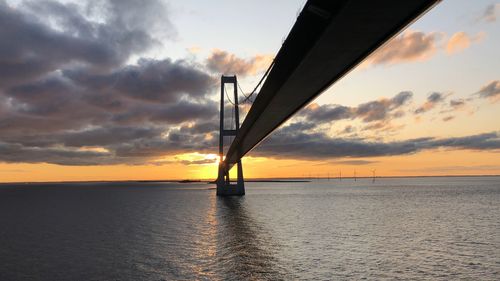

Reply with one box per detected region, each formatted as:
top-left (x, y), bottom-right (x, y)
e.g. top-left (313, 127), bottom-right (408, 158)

top-left (225, 0), bottom-right (440, 168)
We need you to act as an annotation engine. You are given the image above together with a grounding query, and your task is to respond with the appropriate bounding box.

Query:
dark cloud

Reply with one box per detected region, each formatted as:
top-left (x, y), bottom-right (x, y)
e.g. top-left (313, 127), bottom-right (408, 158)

top-left (253, 131), bottom-right (500, 160)
top-left (150, 100), bottom-right (218, 123)
top-left (0, 1), bottom-right (496, 167)
top-left (361, 122), bottom-right (387, 131)
top-left (111, 133), bottom-right (216, 159)
top-left (390, 91), bottom-right (414, 107)
top-left (180, 121), bottom-right (219, 135)
top-left (428, 92), bottom-right (445, 103)
top-left (439, 98), bottom-right (468, 115)
top-left (479, 4), bottom-right (499, 23)
top-left (398, 165), bottom-right (500, 173)
top-left (5, 76), bottom-right (85, 118)
top-left (331, 160), bottom-right (377, 165)
top-left (0, 0), bottom-right (171, 88)
top-left (0, 142), bottom-right (115, 165)
top-left (442, 116), bottom-right (455, 122)
top-left (301, 91), bottom-right (412, 125)
top-left (1, 126), bottom-right (162, 148)
top-left (341, 125), bottom-right (355, 134)
top-left (449, 99), bottom-right (466, 109)
top-left (0, 0), bottom-right (221, 166)
top-left (415, 92), bottom-right (446, 114)
top-left (0, 94), bottom-right (219, 163)
top-left (303, 105), bottom-right (352, 122)
top-left (0, 125), bottom-right (218, 165)
top-left (272, 121), bottom-right (318, 138)
top-left (0, 0), bottom-right (213, 131)
top-left (0, 62), bottom-right (216, 135)
top-left (62, 126), bottom-right (164, 147)
top-left (356, 98), bottom-right (399, 122)
top-left (430, 132), bottom-right (500, 150)
top-left (177, 159), bottom-right (217, 166)
top-left (63, 59), bottom-right (215, 103)
top-left (475, 80), bottom-right (500, 99)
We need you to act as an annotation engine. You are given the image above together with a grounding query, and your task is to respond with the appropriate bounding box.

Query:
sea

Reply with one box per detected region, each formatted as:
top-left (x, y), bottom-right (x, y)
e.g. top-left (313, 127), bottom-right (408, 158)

top-left (0, 176), bottom-right (499, 280)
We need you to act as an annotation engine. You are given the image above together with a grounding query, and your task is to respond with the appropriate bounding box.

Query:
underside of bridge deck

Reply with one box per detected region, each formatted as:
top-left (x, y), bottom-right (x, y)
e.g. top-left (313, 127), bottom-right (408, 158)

top-left (223, 0), bottom-right (440, 169)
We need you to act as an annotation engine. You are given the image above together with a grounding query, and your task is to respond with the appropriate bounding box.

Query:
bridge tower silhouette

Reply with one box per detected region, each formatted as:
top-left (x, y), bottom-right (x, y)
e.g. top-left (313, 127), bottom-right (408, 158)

top-left (216, 75), bottom-right (245, 196)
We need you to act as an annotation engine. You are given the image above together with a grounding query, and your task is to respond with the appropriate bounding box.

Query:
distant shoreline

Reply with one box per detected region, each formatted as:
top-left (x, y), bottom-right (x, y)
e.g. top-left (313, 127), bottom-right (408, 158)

top-left (1, 174), bottom-right (499, 185)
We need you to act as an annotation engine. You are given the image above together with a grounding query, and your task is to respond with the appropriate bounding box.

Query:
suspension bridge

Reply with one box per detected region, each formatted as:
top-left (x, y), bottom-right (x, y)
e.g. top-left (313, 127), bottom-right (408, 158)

top-left (216, 0), bottom-right (441, 196)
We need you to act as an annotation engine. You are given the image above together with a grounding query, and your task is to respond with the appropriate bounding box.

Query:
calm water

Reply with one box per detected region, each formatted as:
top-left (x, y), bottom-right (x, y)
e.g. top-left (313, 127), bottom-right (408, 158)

top-left (0, 177), bottom-right (499, 280)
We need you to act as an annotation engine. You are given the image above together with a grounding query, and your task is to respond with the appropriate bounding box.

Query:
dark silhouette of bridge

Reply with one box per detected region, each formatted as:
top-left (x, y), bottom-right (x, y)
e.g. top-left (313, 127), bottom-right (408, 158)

top-left (216, 0), bottom-right (440, 196)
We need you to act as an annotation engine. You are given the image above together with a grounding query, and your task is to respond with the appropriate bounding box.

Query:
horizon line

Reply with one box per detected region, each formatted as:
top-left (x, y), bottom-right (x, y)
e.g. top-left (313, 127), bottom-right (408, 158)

top-left (1, 174), bottom-right (499, 185)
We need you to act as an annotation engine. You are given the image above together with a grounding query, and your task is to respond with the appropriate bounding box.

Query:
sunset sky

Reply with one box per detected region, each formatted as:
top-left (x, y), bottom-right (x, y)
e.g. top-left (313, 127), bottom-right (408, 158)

top-left (0, 0), bottom-right (499, 182)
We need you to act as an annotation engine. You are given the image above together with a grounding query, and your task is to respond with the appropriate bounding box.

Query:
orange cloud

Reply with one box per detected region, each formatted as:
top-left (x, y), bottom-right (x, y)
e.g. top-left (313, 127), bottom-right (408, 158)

top-left (206, 49), bottom-right (273, 76)
top-left (365, 30), bottom-right (441, 66)
top-left (360, 30), bottom-right (486, 68)
top-left (446, 32), bottom-right (485, 54)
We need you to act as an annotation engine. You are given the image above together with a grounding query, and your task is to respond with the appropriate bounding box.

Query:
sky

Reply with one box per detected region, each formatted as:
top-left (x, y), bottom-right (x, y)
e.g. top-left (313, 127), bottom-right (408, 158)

top-left (0, 0), bottom-right (499, 182)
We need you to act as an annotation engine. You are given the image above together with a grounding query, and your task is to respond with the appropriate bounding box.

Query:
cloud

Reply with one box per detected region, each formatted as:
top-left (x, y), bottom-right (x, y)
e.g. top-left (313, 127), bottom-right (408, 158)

top-left (475, 80), bottom-right (500, 100)
top-left (302, 104), bottom-right (352, 122)
top-left (0, 142), bottom-right (117, 165)
top-left (357, 91), bottom-right (412, 122)
top-left (0, 0), bottom-right (223, 165)
top-left (330, 160), bottom-right (377, 165)
top-left (398, 165), bottom-right (500, 173)
top-left (289, 91), bottom-right (416, 136)
top-left (60, 126), bottom-right (164, 148)
top-left (0, 2), bottom-right (497, 167)
top-left (449, 99), bottom-right (466, 109)
top-left (415, 92), bottom-right (446, 114)
top-left (0, 60), bottom-right (216, 134)
top-left (252, 131), bottom-right (500, 160)
top-left (63, 58), bottom-right (215, 103)
top-left (365, 31), bottom-right (440, 66)
top-left (179, 121), bottom-right (219, 135)
top-left (341, 125), bottom-right (355, 134)
top-left (446, 32), bottom-right (485, 54)
top-left (300, 91), bottom-right (412, 127)
top-left (361, 122), bottom-right (388, 131)
top-left (439, 98), bottom-right (471, 115)
top-left (442, 116), bottom-right (455, 122)
top-left (390, 91), bottom-right (414, 107)
top-left (362, 29), bottom-right (485, 68)
top-left (0, 0), bottom-right (172, 88)
top-left (205, 49), bottom-right (273, 76)
top-left (479, 3), bottom-right (500, 23)
top-left (177, 158), bottom-right (216, 165)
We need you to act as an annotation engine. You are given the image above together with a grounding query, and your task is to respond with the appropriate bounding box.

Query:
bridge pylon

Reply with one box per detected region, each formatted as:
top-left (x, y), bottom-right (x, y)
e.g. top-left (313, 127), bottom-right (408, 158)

top-left (216, 75), bottom-right (245, 196)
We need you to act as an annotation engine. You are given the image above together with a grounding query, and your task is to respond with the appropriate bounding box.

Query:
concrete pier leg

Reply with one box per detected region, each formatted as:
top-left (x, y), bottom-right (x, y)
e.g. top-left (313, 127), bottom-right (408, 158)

top-left (216, 161), bottom-right (245, 196)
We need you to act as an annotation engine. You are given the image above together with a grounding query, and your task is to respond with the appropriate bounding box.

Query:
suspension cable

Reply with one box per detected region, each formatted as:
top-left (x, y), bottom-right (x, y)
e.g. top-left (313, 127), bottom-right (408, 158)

top-left (231, 100), bottom-right (234, 130)
top-left (237, 82), bottom-right (251, 103)
top-left (223, 84), bottom-right (235, 131)
top-left (223, 58), bottom-right (275, 108)
top-left (224, 84), bottom-right (235, 106)
top-left (240, 59), bottom-right (275, 103)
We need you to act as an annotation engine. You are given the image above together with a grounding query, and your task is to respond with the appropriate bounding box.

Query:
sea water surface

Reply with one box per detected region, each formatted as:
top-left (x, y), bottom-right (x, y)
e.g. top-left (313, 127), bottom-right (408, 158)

top-left (0, 176), bottom-right (499, 280)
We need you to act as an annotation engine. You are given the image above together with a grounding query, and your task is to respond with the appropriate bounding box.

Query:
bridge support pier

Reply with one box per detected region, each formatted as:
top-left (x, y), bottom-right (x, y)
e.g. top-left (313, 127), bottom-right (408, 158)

top-left (216, 75), bottom-right (245, 196)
